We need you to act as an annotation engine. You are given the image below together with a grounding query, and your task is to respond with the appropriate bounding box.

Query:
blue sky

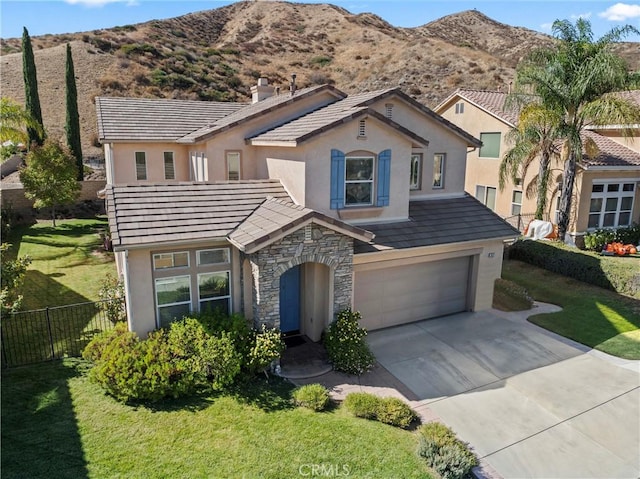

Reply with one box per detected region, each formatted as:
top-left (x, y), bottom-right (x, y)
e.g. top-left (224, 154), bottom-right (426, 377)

top-left (1, 1), bottom-right (640, 41)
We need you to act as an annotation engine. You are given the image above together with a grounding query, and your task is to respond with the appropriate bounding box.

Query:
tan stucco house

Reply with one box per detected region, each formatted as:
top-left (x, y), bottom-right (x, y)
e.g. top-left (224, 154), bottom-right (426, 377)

top-left (436, 89), bottom-right (640, 246)
top-left (97, 80), bottom-right (519, 338)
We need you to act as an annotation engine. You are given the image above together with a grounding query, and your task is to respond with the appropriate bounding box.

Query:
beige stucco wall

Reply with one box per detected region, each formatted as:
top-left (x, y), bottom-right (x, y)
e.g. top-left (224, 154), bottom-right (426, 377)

top-left (368, 99), bottom-right (470, 198)
top-left (109, 143), bottom-right (191, 184)
top-left (122, 241), bottom-right (242, 336)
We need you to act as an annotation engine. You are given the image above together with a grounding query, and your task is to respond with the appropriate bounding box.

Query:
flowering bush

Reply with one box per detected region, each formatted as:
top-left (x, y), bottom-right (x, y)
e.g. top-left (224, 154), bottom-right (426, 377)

top-left (323, 309), bottom-right (375, 375)
top-left (98, 274), bottom-right (126, 323)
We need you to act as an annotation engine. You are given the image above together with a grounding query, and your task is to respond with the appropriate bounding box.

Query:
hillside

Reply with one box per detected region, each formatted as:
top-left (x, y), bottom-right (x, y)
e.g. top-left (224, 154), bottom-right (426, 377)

top-left (1, 2), bottom-right (638, 157)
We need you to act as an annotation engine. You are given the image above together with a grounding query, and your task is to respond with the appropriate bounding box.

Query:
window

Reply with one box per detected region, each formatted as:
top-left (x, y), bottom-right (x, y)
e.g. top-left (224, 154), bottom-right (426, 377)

top-left (155, 276), bottom-right (191, 328)
top-left (410, 153), bottom-right (422, 190)
top-left (455, 102), bottom-right (464, 114)
top-left (476, 185), bottom-right (497, 211)
top-left (164, 152), bottom-right (175, 180)
top-left (433, 154), bottom-right (445, 189)
top-left (385, 103), bottom-right (393, 119)
top-left (135, 152), bottom-right (147, 180)
top-left (198, 271), bottom-right (231, 315)
top-left (588, 181), bottom-right (636, 229)
top-left (479, 133), bottom-right (501, 158)
top-left (153, 251), bottom-right (189, 270)
top-left (345, 157), bottom-right (374, 206)
top-left (358, 119), bottom-right (366, 137)
top-left (226, 152), bottom-right (241, 181)
top-left (197, 248), bottom-right (230, 266)
top-left (331, 149), bottom-right (390, 209)
top-left (511, 190), bottom-right (523, 215)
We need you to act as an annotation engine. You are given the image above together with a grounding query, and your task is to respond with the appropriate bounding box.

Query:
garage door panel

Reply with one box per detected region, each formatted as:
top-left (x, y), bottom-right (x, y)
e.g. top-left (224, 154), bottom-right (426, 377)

top-left (355, 256), bottom-right (471, 330)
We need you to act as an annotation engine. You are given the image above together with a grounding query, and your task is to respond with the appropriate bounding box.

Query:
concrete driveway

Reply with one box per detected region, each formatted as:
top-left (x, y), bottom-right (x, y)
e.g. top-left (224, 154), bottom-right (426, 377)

top-left (366, 307), bottom-right (640, 479)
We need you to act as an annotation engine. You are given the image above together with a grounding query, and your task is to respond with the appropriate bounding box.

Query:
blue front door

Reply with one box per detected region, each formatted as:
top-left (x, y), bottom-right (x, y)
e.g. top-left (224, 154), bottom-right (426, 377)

top-left (279, 265), bottom-right (301, 333)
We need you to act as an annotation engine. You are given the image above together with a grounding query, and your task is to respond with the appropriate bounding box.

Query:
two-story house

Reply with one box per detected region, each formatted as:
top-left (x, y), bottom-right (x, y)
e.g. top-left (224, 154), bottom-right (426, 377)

top-left (436, 89), bottom-right (640, 246)
top-left (97, 80), bottom-right (519, 338)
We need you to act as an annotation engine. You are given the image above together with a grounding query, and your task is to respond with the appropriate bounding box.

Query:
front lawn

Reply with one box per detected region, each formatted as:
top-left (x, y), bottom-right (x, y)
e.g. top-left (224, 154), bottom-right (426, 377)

top-left (502, 260), bottom-right (640, 359)
top-left (7, 218), bottom-right (115, 309)
top-left (1, 360), bottom-right (431, 479)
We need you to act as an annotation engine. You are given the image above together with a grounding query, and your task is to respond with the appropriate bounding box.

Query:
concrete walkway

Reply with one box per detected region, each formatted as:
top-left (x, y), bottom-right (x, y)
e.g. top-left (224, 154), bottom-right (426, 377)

top-left (291, 304), bottom-right (640, 479)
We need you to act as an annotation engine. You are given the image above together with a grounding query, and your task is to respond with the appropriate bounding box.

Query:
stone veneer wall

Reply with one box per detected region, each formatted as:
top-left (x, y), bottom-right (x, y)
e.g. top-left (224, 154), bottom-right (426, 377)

top-left (249, 223), bottom-right (353, 329)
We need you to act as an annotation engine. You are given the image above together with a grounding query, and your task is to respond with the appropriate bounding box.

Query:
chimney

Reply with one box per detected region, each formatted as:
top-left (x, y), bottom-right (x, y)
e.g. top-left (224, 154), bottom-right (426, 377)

top-left (290, 73), bottom-right (297, 97)
top-left (251, 77), bottom-right (275, 103)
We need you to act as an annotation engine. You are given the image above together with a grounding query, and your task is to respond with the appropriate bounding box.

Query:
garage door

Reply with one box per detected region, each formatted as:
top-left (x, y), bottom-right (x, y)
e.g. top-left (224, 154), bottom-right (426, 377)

top-left (354, 256), bottom-right (471, 331)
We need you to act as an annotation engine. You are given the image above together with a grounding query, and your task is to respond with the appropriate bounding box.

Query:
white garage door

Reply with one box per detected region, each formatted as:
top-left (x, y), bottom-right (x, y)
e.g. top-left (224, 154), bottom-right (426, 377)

top-left (354, 256), bottom-right (471, 331)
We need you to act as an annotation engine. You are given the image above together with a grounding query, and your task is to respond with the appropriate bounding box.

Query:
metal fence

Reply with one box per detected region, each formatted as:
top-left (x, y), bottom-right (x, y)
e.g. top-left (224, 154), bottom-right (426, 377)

top-left (503, 213), bottom-right (551, 232)
top-left (1, 299), bottom-right (121, 368)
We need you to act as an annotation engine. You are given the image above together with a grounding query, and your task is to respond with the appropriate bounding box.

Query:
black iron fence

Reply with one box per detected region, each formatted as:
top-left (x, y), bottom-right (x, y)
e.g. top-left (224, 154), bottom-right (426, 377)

top-left (503, 213), bottom-right (551, 232)
top-left (1, 299), bottom-right (122, 368)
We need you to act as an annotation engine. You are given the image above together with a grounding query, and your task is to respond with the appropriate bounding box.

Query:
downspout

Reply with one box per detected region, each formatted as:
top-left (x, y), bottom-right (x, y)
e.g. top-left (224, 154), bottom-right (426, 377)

top-left (121, 249), bottom-right (134, 332)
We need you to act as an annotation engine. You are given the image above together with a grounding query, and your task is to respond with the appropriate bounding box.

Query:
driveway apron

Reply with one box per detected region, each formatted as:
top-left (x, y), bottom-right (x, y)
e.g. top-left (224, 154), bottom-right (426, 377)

top-left (366, 309), bottom-right (640, 479)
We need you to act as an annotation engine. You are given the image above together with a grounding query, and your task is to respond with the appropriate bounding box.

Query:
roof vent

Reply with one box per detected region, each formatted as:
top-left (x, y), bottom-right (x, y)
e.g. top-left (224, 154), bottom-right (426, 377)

top-left (251, 77), bottom-right (275, 103)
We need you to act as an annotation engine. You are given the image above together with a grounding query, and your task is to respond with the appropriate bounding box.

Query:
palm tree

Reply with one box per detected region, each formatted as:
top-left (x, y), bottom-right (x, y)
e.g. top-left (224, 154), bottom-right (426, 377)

top-left (499, 103), bottom-right (563, 220)
top-left (0, 97), bottom-right (43, 146)
top-left (512, 18), bottom-right (640, 241)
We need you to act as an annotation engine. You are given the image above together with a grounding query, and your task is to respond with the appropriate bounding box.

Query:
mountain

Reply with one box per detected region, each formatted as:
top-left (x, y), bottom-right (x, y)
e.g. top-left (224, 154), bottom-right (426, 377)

top-left (1, 2), bottom-right (638, 158)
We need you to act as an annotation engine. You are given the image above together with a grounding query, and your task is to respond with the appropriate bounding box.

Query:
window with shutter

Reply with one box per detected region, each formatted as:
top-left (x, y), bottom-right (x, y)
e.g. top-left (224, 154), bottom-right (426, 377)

top-left (135, 152), bottom-right (147, 180)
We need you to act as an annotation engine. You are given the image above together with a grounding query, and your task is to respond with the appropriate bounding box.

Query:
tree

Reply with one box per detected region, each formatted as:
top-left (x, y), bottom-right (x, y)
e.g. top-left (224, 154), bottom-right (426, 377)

top-left (499, 103), bottom-right (563, 220)
top-left (0, 97), bottom-right (44, 160)
top-left (0, 243), bottom-right (31, 315)
top-left (513, 18), bottom-right (640, 240)
top-left (19, 140), bottom-right (80, 227)
top-left (65, 43), bottom-right (83, 181)
top-left (22, 27), bottom-right (45, 147)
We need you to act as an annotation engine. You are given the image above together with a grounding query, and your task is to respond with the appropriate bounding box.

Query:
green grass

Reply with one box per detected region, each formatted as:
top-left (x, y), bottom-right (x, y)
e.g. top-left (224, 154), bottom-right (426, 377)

top-left (7, 218), bottom-right (116, 309)
top-left (492, 278), bottom-right (534, 311)
top-left (503, 260), bottom-right (640, 359)
top-left (1, 360), bottom-right (432, 479)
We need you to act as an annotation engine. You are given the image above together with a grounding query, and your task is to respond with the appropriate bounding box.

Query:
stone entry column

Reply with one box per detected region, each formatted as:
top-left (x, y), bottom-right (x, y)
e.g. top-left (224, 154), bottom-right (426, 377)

top-left (248, 224), bottom-right (353, 330)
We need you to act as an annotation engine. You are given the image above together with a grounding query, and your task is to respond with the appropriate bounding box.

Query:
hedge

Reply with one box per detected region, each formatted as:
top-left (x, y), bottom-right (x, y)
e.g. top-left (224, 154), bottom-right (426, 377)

top-left (507, 240), bottom-right (640, 297)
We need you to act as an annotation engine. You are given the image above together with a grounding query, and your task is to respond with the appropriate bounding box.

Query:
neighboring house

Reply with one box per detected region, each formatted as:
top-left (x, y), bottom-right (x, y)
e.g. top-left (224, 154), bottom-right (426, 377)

top-left (97, 80), bottom-right (519, 338)
top-left (435, 89), bottom-right (640, 245)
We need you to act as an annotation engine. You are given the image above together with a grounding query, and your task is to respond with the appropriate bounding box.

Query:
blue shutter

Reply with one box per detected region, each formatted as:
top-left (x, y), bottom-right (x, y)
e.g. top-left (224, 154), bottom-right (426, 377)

top-left (330, 149), bottom-right (345, 209)
top-left (376, 149), bottom-right (391, 206)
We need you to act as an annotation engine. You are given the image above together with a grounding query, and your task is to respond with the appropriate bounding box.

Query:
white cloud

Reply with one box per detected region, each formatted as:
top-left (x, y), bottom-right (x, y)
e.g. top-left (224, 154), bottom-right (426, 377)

top-left (598, 3), bottom-right (640, 21)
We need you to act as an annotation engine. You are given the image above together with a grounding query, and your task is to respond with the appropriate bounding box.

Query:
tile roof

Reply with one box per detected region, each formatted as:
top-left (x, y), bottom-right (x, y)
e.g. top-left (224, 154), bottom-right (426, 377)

top-left (105, 180), bottom-right (290, 248)
top-left (248, 87), bottom-right (478, 147)
top-left (354, 195), bottom-right (519, 254)
top-left (229, 197), bottom-right (373, 253)
top-left (96, 97), bottom-right (245, 142)
top-left (177, 85), bottom-right (346, 143)
top-left (437, 89), bottom-right (519, 126)
top-left (582, 130), bottom-right (640, 168)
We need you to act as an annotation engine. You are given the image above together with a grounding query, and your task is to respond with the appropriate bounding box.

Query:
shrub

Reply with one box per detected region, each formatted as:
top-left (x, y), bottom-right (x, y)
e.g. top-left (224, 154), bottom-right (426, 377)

top-left (508, 239), bottom-right (640, 297)
top-left (417, 422), bottom-right (478, 479)
top-left (246, 326), bottom-right (285, 376)
top-left (98, 274), bottom-right (126, 323)
top-left (83, 318), bottom-right (243, 402)
top-left (324, 309), bottom-right (375, 375)
top-left (375, 397), bottom-right (417, 429)
top-left (584, 224), bottom-right (640, 251)
top-left (343, 392), bottom-right (379, 419)
top-left (343, 392), bottom-right (417, 428)
top-left (292, 384), bottom-right (330, 411)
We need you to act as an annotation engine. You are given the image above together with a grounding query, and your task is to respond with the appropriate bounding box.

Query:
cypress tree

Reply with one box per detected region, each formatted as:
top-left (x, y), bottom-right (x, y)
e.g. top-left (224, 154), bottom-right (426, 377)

top-left (65, 43), bottom-right (83, 181)
top-left (21, 27), bottom-right (44, 147)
